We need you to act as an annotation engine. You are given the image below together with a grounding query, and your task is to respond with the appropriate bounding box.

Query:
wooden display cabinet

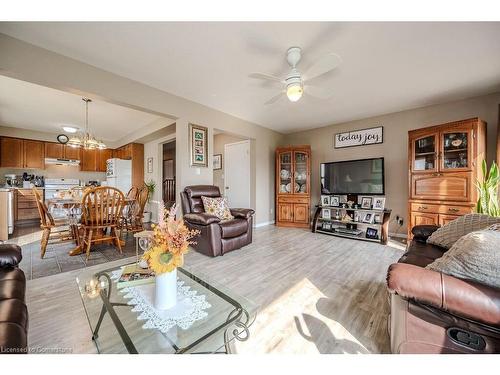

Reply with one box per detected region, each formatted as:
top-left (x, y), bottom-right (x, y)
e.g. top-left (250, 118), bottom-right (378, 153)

top-left (408, 117), bottom-right (486, 236)
top-left (275, 145), bottom-right (311, 228)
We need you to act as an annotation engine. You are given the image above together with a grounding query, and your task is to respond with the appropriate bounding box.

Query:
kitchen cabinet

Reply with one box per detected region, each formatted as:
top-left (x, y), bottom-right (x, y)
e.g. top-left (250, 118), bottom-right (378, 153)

top-left (15, 189), bottom-right (40, 222)
top-left (64, 145), bottom-right (81, 160)
top-left (45, 142), bottom-right (64, 159)
top-left (408, 117), bottom-right (486, 237)
top-left (0, 137), bottom-right (24, 168)
top-left (80, 148), bottom-right (113, 172)
top-left (80, 148), bottom-right (98, 171)
top-left (98, 149), bottom-right (113, 172)
top-left (23, 140), bottom-right (45, 169)
top-left (0, 137), bottom-right (44, 169)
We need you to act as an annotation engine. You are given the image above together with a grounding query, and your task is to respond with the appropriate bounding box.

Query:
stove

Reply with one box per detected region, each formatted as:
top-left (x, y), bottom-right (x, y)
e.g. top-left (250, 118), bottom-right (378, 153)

top-left (44, 178), bottom-right (81, 200)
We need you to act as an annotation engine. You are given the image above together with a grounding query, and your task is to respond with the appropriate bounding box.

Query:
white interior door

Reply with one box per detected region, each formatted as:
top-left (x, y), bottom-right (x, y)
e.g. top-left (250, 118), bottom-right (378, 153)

top-left (224, 140), bottom-right (251, 208)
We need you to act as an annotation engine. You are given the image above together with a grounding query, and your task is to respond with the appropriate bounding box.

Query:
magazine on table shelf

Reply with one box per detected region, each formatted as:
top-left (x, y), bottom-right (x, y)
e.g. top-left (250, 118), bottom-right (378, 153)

top-left (117, 264), bottom-right (155, 289)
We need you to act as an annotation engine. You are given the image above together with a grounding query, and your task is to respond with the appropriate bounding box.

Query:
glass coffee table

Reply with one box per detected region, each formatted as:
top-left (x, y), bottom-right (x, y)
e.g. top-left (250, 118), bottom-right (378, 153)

top-left (76, 261), bottom-right (257, 354)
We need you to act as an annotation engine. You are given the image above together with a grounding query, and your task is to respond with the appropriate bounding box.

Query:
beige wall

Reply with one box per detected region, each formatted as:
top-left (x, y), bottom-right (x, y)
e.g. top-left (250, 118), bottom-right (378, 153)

top-left (143, 124), bottom-right (176, 221)
top-left (284, 92), bottom-right (500, 236)
top-left (213, 133), bottom-right (247, 193)
top-left (0, 34), bottom-right (283, 226)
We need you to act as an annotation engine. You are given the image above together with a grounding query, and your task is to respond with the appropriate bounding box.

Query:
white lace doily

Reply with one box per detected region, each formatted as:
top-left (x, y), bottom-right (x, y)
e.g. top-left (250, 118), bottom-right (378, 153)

top-left (110, 268), bottom-right (211, 332)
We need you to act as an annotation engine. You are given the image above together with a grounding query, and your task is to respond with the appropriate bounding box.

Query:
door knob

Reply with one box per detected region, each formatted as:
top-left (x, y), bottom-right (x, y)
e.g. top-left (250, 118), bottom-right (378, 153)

top-left (225, 186), bottom-right (229, 190)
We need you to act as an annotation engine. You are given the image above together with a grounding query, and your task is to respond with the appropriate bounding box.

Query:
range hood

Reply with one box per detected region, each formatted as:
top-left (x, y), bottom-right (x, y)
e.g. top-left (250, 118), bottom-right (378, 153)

top-left (44, 158), bottom-right (80, 166)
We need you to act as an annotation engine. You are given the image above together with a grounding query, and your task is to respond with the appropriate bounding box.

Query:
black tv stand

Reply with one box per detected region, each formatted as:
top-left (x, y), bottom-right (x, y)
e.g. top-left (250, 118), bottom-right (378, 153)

top-left (312, 204), bottom-right (391, 245)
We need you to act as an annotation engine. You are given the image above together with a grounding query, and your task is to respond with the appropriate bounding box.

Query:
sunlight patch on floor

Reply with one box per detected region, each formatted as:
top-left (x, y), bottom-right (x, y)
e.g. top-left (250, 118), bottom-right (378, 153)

top-left (7, 229), bottom-right (42, 247)
top-left (237, 277), bottom-right (369, 354)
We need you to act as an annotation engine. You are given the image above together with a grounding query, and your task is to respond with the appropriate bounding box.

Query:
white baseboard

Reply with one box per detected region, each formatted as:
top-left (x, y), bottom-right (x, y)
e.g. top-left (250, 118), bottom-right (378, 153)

top-left (255, 220), bottom-right (275, 228)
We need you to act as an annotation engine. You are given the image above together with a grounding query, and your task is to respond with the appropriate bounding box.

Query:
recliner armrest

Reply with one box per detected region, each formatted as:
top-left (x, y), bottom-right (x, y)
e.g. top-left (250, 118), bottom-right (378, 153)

top-left (412, 224), bottom-right (440, 243)
top-left (0, 244), bottom-right (22, 268)
top-left (184, 213), bottom-right (221, 225)
top-left (387, 263), bottom-right (500, 327)
top-left (230, 208), bottom-right (255, 219)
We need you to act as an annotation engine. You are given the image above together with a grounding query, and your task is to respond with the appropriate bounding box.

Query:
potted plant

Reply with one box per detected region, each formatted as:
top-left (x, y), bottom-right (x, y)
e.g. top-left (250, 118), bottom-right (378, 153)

top-left (475, 160), bottom-right (500, 216)
top-left (142, 179), bottom-right (156, 223)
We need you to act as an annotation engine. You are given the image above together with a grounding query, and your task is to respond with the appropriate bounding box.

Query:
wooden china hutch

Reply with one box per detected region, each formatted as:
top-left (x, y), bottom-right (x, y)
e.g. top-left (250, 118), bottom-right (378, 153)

top-left (275, 145), bottom-right (311, 228)
top-left (408, 117), bottom-right (486, 237)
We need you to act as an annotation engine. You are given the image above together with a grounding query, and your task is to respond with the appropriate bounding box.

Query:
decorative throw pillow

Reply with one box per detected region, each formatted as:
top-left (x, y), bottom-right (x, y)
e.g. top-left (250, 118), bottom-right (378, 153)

top-left (426, 228), bottom-right (500, 288)
top-left (426, 213), bottom-right (500, 249)
top-left (201, 196), bottom-right (234, 221)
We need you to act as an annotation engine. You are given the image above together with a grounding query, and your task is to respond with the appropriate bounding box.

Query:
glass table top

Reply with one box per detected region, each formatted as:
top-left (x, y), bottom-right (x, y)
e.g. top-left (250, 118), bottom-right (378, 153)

top-left (76, 260), bottom-right (257, 354)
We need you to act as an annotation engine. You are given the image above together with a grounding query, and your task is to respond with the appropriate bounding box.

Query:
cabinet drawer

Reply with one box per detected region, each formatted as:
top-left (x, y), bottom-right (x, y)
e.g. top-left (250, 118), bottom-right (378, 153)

top-left (278, 196), bottom-right (309, 204)
top-left (17, 208), bottom-right (40, 220)
top-left (410, 203), bottom-right (472, 215)
top-left (18, 201), bottom-right (38, 209)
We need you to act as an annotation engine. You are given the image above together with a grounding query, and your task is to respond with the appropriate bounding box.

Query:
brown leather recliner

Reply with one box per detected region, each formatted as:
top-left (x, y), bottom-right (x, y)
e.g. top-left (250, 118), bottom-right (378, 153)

top-left (387, 225), bottom-right (500, 354)
top-left (180, 185), bottom-right (255, 257)
top-left (0, 244), bottom-right (28, 354)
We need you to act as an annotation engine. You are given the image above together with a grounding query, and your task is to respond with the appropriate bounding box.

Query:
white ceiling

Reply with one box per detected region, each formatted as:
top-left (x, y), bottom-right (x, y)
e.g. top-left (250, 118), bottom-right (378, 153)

top-left (0, 75), bottom-right (162, 141)
top-left (1, 22), bottom-right (500, 133)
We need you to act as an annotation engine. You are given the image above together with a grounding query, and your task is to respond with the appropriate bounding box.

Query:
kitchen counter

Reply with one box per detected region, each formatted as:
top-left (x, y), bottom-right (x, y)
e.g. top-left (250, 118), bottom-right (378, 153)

top-left (1, 187), bottom-right (46, 190)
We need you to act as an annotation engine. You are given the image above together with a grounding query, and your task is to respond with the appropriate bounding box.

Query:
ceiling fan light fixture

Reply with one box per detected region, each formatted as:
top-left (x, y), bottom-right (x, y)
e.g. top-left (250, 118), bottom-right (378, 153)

top-left (286, 82), bottom-right (303, 102)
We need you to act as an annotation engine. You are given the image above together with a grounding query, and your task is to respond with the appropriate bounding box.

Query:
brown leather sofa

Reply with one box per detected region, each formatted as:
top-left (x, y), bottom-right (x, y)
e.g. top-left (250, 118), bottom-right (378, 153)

top-left (180, 185), bottom-right (255, 257)
top-left (0, 244), bottom-right (28, 354)
top-left (387, 225), bottom-right (500, 353)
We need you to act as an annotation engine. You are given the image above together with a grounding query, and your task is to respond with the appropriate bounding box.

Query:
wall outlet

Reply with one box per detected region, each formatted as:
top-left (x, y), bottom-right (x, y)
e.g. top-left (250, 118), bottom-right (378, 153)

top-left (270, 208), bottom-right (273, 215)
top-left (395, 216), bottom-right (404, 226)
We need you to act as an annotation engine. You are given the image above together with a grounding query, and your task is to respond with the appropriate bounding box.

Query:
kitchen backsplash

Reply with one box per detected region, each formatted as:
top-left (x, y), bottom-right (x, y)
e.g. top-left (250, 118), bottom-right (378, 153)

top-left (0, 165), bottom-right (106, 186)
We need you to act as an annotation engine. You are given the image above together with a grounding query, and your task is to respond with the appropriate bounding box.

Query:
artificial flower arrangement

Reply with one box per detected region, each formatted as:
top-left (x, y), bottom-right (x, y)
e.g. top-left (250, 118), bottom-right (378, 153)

top-left (143, 202), bottom-right (200, 274)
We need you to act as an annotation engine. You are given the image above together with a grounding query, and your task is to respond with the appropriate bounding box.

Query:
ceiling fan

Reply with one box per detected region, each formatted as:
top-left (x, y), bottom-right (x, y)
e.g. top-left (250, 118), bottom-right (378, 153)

top-left (249, 47), bottom-right (342, 104)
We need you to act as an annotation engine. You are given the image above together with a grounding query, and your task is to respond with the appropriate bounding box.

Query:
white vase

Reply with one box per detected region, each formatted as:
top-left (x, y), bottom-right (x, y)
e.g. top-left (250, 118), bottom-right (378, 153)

top-left (154, 269), bottom-right (177, 310)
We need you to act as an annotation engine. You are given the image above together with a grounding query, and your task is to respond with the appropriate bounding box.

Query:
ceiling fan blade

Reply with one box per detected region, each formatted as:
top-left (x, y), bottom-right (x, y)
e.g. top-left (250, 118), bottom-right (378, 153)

top-left (264, 92), bottom-right (285, 105)
top-left (303, 53), bottom-right (342, 82)
top-left (304, 85), bottom-right (335, 100)
top-left (249, 72), bottom-right (283, 83)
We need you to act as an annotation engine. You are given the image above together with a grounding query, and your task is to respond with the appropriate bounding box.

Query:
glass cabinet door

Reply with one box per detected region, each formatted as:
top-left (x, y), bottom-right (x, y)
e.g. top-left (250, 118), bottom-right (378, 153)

top-left (278, 151), bottom-right (292, 194)
top-left (441, 131), bottom-right (470, 170)
top-left (413, 134), bottom-right (437, 172)
top-left (294, 151), bottom-right (308, 194)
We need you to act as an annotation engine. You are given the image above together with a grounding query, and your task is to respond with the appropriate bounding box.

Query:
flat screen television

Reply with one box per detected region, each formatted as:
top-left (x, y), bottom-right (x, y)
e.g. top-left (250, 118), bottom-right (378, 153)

top-left (320, 157), bottom-right (385, 195)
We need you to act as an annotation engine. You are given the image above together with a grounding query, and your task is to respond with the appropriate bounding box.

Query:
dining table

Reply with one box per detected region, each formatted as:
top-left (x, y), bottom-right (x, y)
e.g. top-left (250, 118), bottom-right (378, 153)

top-left (46, 197), bottom-right (137, 256)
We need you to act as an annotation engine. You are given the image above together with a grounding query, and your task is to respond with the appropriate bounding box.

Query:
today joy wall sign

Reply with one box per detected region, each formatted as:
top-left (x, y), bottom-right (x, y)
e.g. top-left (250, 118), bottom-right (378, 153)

top-left (334, 126), bottom-right (383, 149)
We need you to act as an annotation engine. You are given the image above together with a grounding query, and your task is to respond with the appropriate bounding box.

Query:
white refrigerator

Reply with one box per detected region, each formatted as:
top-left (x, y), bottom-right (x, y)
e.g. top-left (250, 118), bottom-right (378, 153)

top-left (106, 158), bottom-right (132, 194)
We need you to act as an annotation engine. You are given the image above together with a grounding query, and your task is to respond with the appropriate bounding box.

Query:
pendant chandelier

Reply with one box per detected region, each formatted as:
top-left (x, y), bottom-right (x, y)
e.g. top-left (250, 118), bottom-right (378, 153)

top-left (67, 98), bottom-right (106, 150)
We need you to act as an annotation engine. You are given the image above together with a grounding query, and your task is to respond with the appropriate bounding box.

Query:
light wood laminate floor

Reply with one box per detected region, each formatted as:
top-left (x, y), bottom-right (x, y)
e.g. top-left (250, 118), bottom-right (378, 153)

top-left (25, 226), bottom-right (405, 354)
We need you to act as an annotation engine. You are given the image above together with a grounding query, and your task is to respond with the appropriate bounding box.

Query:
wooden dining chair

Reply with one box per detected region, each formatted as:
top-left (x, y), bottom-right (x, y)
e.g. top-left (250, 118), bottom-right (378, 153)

top-left (32, 188), bottom-right (73, 258)
top-left (126, 186), bottom-right (139, 200)
top-left (130, 186), bottom-right (150, 232)
top-left (80, 186), bottom-right (125, 260)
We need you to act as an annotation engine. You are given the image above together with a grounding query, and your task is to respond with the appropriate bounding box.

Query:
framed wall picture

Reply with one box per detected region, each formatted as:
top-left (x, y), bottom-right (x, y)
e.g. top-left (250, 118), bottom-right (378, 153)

top-left (321, 195), bottom-right (330, 206)
top-left (147, 157), bottom-right (153, 173)
top-left (373, 197), bottom-right (386, 210)
top-left (373, 213), bottom-right (381, 224)
top-left (213, 154), bottom-right (222, 170)
top-left (329, 195), bottom-right (340, 207)
top-left (322, 208), bottom-right (331, 220)
top-left (189, 123), bottom-right (208, 167)
top-left (360, 196), bottom-right (372, 209)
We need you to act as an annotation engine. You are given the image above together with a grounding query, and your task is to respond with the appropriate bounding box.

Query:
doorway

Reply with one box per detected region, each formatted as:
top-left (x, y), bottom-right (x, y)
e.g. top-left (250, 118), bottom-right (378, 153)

top-left (162, 141), bottom-right (176, 208)
top-left (224, 140), bottom-right (251, 208)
